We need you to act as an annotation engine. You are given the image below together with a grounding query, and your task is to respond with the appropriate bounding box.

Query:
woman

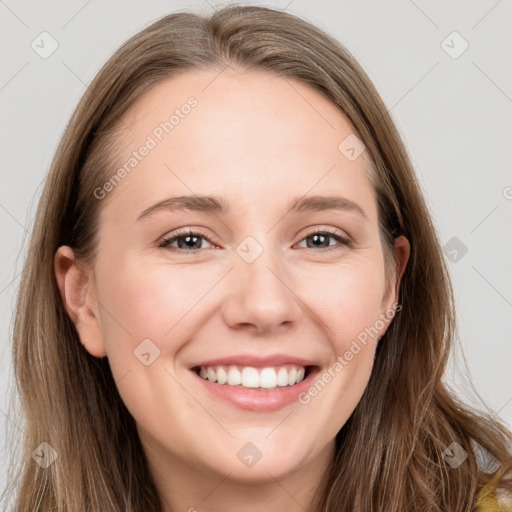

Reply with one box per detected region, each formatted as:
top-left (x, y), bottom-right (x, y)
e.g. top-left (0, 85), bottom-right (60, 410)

top-left (2, 4), bottom-right (511, 511)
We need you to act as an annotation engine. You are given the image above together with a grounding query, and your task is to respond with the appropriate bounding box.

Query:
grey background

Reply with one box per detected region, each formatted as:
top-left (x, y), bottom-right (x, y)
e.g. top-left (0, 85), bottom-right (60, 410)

top-left (1, 0), bottom-right (511, 498)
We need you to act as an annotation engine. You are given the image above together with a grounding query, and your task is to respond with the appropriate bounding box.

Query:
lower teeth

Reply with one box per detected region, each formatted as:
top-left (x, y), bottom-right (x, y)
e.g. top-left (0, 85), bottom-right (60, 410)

top-left (219, 383), bottom-right (292, 390)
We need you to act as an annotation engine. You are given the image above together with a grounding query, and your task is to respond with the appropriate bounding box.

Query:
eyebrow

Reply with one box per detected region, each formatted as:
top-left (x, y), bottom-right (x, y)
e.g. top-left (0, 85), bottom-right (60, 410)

top-left (136, 194), bottom-right (368, 221)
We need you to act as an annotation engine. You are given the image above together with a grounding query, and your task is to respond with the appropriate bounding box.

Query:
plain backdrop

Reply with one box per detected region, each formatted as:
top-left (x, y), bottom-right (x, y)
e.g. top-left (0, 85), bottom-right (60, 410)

top-left (1, 0), bottom-right (511, 498)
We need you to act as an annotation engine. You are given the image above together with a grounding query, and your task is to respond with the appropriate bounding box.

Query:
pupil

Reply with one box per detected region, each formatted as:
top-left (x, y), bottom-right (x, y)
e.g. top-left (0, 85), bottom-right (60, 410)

top-left (180, 235), bottom-right (200, 249)
top-left (309, 234), bottom-right (328, 248)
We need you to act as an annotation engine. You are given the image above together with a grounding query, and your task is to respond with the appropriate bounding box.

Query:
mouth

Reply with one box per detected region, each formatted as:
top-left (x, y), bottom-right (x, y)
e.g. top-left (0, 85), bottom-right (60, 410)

top-left (189, 363), bottom-right (320, 412)
top-left (192, 363), bottom-right (315, 389)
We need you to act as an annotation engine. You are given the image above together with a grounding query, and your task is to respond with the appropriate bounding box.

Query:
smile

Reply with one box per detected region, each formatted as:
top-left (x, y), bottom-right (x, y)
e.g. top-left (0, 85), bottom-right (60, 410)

top-left (190, 364), bottom-right (319, 412)
top-left (195, 364), bottom-right (308, 389)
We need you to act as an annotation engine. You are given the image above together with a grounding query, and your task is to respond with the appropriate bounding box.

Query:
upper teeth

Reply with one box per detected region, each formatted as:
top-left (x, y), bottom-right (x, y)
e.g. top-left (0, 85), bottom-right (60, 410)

top-left (197, 365), bottom-right (306, 389)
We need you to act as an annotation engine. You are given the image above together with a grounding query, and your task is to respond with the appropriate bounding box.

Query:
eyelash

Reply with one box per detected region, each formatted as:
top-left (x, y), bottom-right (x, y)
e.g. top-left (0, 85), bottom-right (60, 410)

top-left (158, 228), bottom-right (351, 254)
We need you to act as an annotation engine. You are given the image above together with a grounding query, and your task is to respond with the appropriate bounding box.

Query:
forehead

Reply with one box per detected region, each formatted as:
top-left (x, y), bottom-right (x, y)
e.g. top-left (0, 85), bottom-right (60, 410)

top-left (101, 68), bottom-right (378, 225)
top-left (120, 68), bottom-right (360, 155)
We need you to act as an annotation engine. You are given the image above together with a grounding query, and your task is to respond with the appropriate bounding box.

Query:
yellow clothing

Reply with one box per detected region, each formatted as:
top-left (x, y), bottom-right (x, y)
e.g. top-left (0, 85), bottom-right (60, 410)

top-left (474, 480), bottom-right (512, 511)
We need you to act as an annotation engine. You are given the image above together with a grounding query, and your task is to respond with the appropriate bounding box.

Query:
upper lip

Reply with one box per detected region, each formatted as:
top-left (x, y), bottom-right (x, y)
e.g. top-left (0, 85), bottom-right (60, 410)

top-left (188, 354), bottom-right (318, 369)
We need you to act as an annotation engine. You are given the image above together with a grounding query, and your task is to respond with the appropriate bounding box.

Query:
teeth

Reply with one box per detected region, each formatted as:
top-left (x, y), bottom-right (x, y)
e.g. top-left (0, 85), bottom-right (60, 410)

top-left (287, 367), bottom-right (297, 386)
top-left (259, 368), bottom-right (277, 388)
top-left (227, 366), bottom-right (242, 386)
top-left (241, 367), bottom-right (259, 388)
top-left (196, 364), bottom-right (308, 389)
top-left (277, 367), bottom-right (289, 386)
top-left (217, 366), bottom-right (228, 385)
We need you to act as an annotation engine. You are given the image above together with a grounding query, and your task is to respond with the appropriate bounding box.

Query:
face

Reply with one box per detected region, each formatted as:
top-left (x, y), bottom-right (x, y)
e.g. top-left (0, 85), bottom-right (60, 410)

top-left (56, 69), bottom-right (409, 490)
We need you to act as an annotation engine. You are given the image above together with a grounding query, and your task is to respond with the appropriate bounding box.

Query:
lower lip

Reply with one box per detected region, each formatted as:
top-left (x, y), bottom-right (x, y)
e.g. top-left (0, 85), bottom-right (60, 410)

top-left (190, 367), bottom-right (319, 412)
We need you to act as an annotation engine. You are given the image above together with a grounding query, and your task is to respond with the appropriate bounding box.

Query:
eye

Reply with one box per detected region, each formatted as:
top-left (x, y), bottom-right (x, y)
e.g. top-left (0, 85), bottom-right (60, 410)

top-left (158, 229), bottom-right (216, 253)
top-left (158, 228), bottom-right (351, 254)
top-left (296, 228), bottom-right (351, 251)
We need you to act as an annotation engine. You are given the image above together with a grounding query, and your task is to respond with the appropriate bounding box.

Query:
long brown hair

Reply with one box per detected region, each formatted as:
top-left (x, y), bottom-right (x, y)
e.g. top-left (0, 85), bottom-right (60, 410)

top-left (3, 4), bottom-right (511, 511)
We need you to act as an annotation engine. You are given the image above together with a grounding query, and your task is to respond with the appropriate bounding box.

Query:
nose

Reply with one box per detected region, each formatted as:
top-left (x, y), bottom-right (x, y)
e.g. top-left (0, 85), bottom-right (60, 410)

top-left (221, 247), bottom-right (303, 335)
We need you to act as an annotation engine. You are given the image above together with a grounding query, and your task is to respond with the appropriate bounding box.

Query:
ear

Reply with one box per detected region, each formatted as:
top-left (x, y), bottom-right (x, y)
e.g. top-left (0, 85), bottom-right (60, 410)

top-left (54, 245), bottom-right (107, 358)
top-left (379, 235), bottom-right (410, 330)
top-left (390, 235), bottom-right (410, 304)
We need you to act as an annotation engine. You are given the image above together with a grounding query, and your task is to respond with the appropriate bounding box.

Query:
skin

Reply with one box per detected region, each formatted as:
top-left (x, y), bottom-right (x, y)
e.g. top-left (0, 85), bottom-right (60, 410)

top-left (55, 68), bottom-right (409, 512)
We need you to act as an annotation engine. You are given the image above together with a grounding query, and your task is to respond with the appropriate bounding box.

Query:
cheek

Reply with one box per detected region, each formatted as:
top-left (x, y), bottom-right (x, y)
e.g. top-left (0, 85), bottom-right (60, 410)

top-left (296, 257), bottom-right (384, 411)
top-left (94, 255), bottom-right (211, 352)
top-left (92, 257), bottom-right (207, 429)
top-left (297, 262), bottom-right (383, 433)
top-left (299, 257), bottom-right (386, 346)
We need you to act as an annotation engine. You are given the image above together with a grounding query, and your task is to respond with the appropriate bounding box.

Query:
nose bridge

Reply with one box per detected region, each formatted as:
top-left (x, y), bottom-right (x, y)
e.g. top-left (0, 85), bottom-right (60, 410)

top-left (223, 233), bottom-right (303, 333)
